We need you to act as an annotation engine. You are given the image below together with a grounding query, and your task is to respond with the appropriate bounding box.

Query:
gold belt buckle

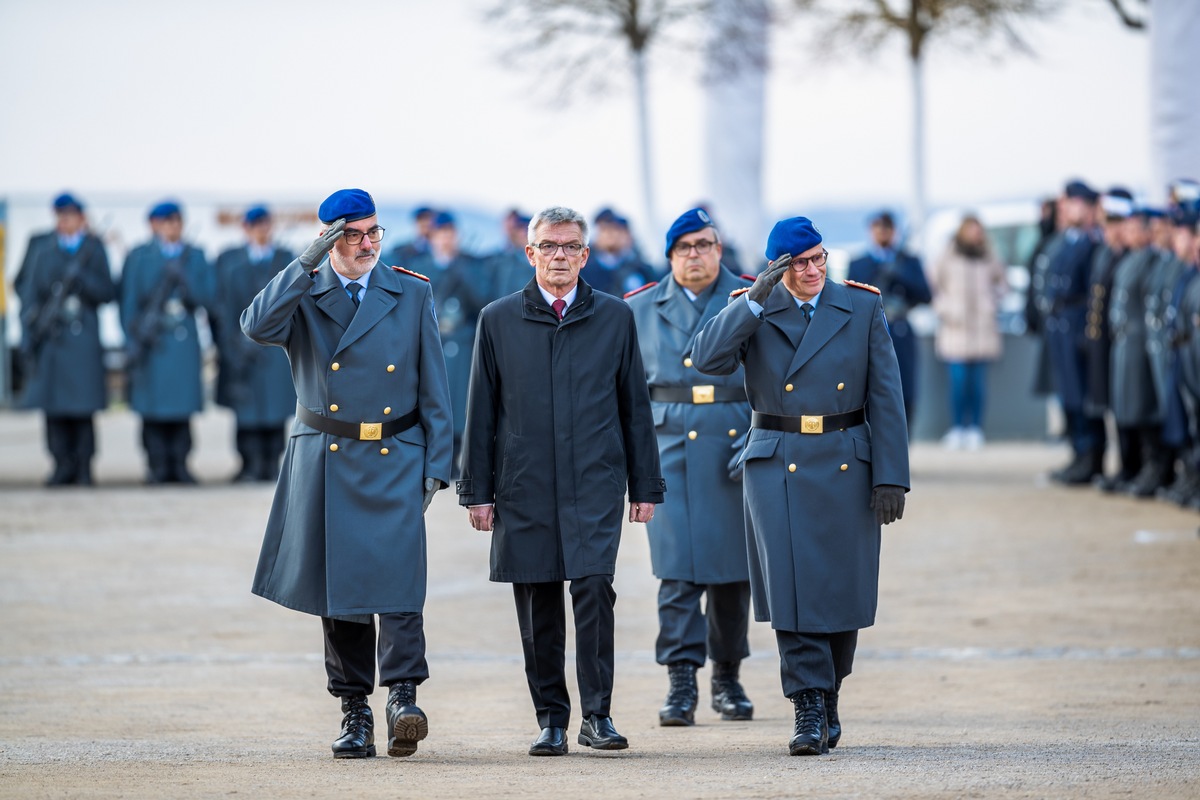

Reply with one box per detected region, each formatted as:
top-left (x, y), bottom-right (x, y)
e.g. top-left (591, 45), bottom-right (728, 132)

top-left (800, 415), bottom-right (824, 434)
top-left (692, 385), bottom-right (715, 404)
top-left (359, 422), bottom-right (382, 441)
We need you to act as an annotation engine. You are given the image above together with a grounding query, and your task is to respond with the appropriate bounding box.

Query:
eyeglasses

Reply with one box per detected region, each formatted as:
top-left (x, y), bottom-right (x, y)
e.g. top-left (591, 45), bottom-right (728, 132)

top-left (791, 250), bottom-right (828, 270)
top-left (671, 239), bottom-right (717, 257)
top-left (342, 226), bottom-right (386, 246)
top-left (533, 241), bottom-right (585, 257)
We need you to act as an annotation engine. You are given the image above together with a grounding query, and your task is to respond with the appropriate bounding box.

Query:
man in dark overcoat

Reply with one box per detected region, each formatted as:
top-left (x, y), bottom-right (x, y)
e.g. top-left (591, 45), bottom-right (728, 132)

top-left (241, 189), bottom-right (453, 760)
top-left (625, 208), bottom-right (756, 727)
top-left (847, 210), bottom-right (931, 425)
top-left (457, 205), bottom-right (665, 757)
top-left (213, 206), bottom-right (297, 482)
top-left (119, 200), bottom-right (214, 484)
top-left (17, 192), bottom-right (116, 486)
top-left (693, 216), bottom-right (910, 756)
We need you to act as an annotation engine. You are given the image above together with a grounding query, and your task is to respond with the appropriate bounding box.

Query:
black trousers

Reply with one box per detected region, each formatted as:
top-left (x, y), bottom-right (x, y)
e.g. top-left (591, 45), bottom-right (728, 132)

top-left (234, 424), bottom-right (287, 481)
top-left (44, 414), bottom-right (96, 483)
top-left (655, 579), bottom-right (751, 668)
top-left (140, 419), bottom-right (193, 483)
top-left (775, 629), bottom-right (858, 698)
top-left (513, 576), bottom-right (615, 728)
top-left (322, 613), bottom-right (428, 698)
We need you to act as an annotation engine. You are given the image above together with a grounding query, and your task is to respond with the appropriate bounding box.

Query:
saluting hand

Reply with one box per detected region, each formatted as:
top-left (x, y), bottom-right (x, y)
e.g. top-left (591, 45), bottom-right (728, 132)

top-left (468, 505), bottom-right (495, 532)
top-left (746, 254), bottom-right (792, 305)
top-left (299, 218), bottom-right (346, 270)
top-left (629, 502), bottom-right (655, 524)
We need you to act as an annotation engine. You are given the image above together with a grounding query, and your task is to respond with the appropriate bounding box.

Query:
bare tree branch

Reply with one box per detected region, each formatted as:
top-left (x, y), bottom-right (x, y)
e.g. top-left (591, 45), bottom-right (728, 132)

top-left (1105, 0), bottom-right (1147, 30)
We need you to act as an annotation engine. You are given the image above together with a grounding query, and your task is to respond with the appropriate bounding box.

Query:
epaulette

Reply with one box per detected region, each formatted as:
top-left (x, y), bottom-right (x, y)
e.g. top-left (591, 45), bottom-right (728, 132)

top-left (623, 281), bottom-right (658, 299)
top-left (730, 287), bottom-right (751, 298)
top-left (844, 279), bottom-right (881, 295)
top-left (392, 265), bottom-right (430, 282)
top-left (740, 274), bottom-right (757, 282)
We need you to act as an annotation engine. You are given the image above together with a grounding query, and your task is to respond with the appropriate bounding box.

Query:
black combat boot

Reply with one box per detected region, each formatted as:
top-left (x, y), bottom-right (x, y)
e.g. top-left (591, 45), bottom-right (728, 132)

top-left (788, 689), bottom-right (828, 756)
top-left (825, 683), bottom-right (841, 748)
top-left (331, 695), bottom-right (375, 758)
top-left (385, 681), bottom-right (428, 757)
top-left (659, 662), bottom-right (698, 726)
top-left (711, 661), bottom-right (754, 721)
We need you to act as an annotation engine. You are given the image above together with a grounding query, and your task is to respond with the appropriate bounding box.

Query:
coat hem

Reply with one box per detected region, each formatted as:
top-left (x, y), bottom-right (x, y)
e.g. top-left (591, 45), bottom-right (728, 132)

top-left (252, 588), bottom-right (425, 617)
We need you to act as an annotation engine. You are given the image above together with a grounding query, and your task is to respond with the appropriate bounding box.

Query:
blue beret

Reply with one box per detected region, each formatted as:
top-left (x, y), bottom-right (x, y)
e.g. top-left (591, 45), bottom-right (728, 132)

top-left (432, 211), bottom-right (456, 229)
top-left (148, 200), bottom-right (182, 220)
top-left (318, 188), bottom-right (376, 224)
top-left (413, 206), bottom-right (434, 218)
top-left (664, 207), bottom-right (715, 257)
top-left (594, 207), bottom-right (618, 225)
top-left (244, 205), bottom-right (270, 225)
top-left (1064, 180), bottom-right (1099, 202)
top-left (53, 193), bottom-right (84, 213)
top-left (765, 216), bottom-right (823, 262)
top-left (868, 209), bottom-right (895, 227)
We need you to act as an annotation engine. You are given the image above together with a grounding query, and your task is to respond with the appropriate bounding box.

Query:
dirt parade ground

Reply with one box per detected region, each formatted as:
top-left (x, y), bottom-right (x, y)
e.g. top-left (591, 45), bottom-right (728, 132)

top-left (1, 407), bottom-right (1198, 799)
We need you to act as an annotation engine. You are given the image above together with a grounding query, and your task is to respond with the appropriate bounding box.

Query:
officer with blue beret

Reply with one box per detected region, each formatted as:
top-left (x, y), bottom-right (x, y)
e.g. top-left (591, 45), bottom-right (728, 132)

top-left (241, 188), bottom-right (453, 760)
top-left (119, 200), bottom-right (214, 484)
top-left (625, 208), bottom-right (757, 727)
top-left (212, 206), bottom-right (298, 481)
top-left (588, 208), bottom-right (655, 297)
top-left (16, 192), bottom-right (116, 485)
top-left (386, 205), bottom-right (435, 266)
top-left (692, 215), bottom-right (910, 756)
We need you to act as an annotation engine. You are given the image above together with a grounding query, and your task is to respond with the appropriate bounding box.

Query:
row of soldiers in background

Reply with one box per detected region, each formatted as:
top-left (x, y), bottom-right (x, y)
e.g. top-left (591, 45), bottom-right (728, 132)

top-left (1027, 177), bottom-right (1200, 508)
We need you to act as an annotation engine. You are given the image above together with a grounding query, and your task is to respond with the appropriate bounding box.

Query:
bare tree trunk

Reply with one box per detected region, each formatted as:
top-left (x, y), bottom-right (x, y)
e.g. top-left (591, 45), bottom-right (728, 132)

top-left (909, 49), bottom-right (927, 242)
top-left (1150, 0), bottom-right (1200, 201)
top-left (702, 0), bottom-right (768, 273)
top-left (632, 48), bottom-right (659, 242)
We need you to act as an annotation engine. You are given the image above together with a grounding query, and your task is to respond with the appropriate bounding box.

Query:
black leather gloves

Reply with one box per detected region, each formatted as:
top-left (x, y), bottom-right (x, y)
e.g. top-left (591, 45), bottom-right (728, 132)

top-left (870, 485), bottom-right (906, 526)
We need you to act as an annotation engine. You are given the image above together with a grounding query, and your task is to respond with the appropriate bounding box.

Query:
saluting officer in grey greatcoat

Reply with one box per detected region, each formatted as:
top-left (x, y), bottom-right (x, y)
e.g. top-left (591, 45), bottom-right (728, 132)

top-left (119, 200), bottom-right (214, 484)
top-left (241, 189), bottom-right (453, 761)
top-left (17, 192), bottom-right (116, 486)
top-left (693, 216), bottom-right (910, 756)
top-left (213, 205), bottom-right (297, 482)
top-left (625, 208), bottom-right (756, 727)
top-left (458, 206), bottom-right (665, 757)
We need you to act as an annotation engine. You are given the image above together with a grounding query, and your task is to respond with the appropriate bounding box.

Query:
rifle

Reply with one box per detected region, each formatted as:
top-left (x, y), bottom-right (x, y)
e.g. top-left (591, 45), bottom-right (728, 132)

top-left (19, 240), bottom-right (94, 366)
top-left (125, 254), bottom-right (189, 369)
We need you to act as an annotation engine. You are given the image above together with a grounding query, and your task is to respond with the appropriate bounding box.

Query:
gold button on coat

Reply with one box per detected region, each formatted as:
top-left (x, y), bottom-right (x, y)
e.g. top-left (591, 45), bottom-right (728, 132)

top-left (837, 382), bottom-right (845, 390)
top-left (688, 431), bottom-right (697, 440)
top-left (788, 464), bottom-right (797, 473)
top-left (387, 364), bottom-right (395, 373)
top-left (331, 362), bottom-right (340, 371)
top-left (840, 464), bottom-right (848, 471)
top-left (329, 443), bottom-right (338, 452)
top-left (785, 383), bottom-right (794, 392)
top-left (384, 407), bottom-right (392, 415)
top-left (380, 448), bottom-right (389, 455)
top-left (329, 403), bottom-right (339, 412)
top-left (683, 357), bottom-right (693, 368)
top-left (728, 429), bottom-right (737, 437)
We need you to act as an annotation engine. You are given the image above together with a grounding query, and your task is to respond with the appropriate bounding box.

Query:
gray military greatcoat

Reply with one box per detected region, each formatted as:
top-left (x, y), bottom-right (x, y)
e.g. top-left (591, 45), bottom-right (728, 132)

top-left (1108, 249), bottom-right (1159, 426)
top-left (626, 269), bottom-right (753, 584)
top-left (692, 280), bottom-right (910, 633)
top-left (241, 259), bottom-right (453, 619)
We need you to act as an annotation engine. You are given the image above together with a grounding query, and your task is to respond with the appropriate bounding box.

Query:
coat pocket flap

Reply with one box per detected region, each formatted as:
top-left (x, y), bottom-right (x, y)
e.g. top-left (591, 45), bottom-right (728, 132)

top-left (739, 435), bottom-right (779, 463)
top-left (854, 436), bottom-right (872, 463)
top-left (651, 403), bottom-right (667, 427)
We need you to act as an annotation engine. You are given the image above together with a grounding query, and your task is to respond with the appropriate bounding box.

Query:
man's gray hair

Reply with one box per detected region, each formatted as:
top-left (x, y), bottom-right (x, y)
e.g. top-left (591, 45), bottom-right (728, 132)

top-left (528, 206), bottom-right (589, 245)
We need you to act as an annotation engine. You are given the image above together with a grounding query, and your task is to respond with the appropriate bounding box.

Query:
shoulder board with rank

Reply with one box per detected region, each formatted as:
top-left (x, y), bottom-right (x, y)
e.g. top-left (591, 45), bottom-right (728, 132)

top-left (392, 265), bottom-right (430, 282)
top-left (730, 286), bottom-right (751, 298)
top-left (623, 281), bottom-right (658, 299)
top-left (843, 279), bottom-right (881, 295)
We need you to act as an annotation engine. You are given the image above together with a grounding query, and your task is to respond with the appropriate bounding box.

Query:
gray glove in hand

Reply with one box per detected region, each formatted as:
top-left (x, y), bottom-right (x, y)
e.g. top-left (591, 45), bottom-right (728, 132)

top-left (422, 477), bottom-right (442, 514)
top-left (747, 255), bottom-right (792, 305)
top-left (299, 218), bottom-right (346, 270)
top-left (870, 485), bottom-right (906, 526)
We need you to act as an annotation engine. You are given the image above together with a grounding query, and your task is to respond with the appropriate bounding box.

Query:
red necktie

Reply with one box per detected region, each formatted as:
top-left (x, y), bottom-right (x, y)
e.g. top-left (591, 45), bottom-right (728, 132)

top-left (552, 298), bottom-right (566, 321)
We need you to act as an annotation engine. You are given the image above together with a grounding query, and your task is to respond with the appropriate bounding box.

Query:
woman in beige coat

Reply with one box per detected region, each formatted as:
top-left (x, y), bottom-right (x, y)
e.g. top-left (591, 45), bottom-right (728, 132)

top-left (930, 216), bottom-right (1009, 449)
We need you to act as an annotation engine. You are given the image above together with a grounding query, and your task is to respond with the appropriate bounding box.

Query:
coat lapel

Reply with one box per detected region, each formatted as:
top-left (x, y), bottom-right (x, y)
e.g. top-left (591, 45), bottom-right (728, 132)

top-left (336, 266), bottom-right (402, 353)
top-left (312, 265), bottom-right (356, 331)
top-left (655, 278), bottom-right (700, 335)
top-left (763, 283), bottom-right (806, 350)
top-left (784, 281), bottom-right (852, 379)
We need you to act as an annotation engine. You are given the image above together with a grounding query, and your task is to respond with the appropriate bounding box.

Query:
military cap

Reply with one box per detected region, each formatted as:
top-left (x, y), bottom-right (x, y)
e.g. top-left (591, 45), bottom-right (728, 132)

top-left (413, 206), bottom-right (434, 219)
top-left (1101, 188), bottom-right (1134, 220)
top-left (594, 207), bottom-right (618, 225)
top-left (432, 211), bottom-right (456, 229)
top-left (664, 207), bottom-right (716, 258)
top-left (1168, 179), bottom-right (1200, 205)
top-left (765, 216), bottom-right (822, 262)
top-left (318, 188), bottom-right (375, 224)
top-left (53, 192), bottom-right (84, 213)
top-left (148, 200), bottom-right (183, 220)
top-left (868, 210), bottom-right (896, 228)
top-left (1064, 180), bottom-right (1099, 202)
top-left (244, 205), bottom-right (270, 225)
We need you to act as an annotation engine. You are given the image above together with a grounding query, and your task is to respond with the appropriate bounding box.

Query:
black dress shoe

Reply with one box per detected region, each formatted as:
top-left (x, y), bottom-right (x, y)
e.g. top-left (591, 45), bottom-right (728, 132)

top-left (331, 696), bottom-right (375, 758)
top-left (578, 714), bottom-right (628, 750)
top-left (659, 662), bottom-right (697, 726)
top-left (825, 686), bottom-right (841, 748)
top-left (788, 689), bottom-right (828, 756)
top-left (385, 681), bottom-right (428, 757)
top-left (528, 726), bottom-right (568, 756)
top-left (711, 661), bottom-right (754, 721)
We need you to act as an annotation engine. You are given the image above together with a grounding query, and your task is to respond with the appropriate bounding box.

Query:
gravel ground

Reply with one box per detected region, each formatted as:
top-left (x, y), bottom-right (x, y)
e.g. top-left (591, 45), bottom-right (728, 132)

top-left (1, 408), bottom-right (1197, 799)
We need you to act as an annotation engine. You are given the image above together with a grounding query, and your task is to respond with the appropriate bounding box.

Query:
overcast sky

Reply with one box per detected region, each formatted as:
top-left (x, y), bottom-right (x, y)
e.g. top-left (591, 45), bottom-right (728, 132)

top-left (0, 0), bottom-right (1150, 224)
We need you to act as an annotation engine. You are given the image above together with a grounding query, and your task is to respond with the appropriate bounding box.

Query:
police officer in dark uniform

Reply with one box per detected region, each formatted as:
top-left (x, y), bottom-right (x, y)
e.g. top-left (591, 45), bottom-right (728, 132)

top-left (587, 208), bottom-right (655, 296)
top-left (847, 210), bottom-right (932, 425)
top-left (386, 206), bottom-right (434, 266)
top-left (693, 216), bottom-right (910, 756)
top-left (1043, 181), bottom-right (1104, 484)
top-left (16, 192), bottom-right (116, 486)
top-left (213, 206), bottom-right (297, 482)
top-left (486, 209), bottom-right (535, 300)
top-left (625, 208), bottom-right (756, 727)
top-left (242, 189), bottom-right (453, 760)
top-left (1160, 203), bottom-right (1200, 506)
top-left (119, 200), bottom-right (214, 484)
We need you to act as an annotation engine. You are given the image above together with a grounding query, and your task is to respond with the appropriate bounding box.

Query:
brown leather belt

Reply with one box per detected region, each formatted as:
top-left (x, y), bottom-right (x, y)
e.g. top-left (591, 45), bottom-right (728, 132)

top-left (296, 405), bottom-right (419, 441)
top-left (751, 408), bottom-right (866, 435)
top-left (650, 385), bottom-right (747, 404)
